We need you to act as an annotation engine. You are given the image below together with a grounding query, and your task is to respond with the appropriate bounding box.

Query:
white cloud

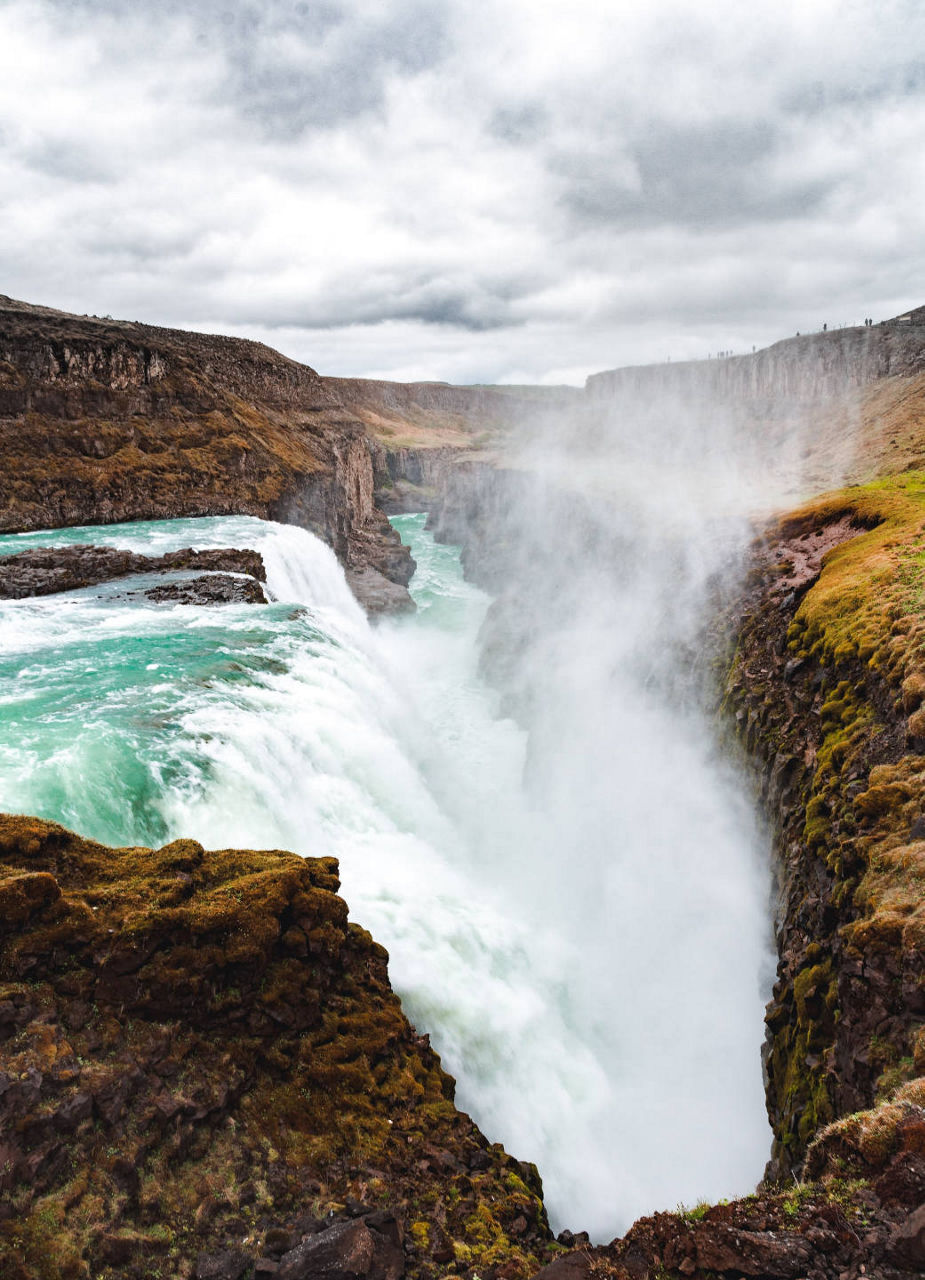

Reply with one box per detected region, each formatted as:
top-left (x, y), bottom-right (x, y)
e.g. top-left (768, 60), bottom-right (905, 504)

top-left (0, 0), bottom-right (924, 380)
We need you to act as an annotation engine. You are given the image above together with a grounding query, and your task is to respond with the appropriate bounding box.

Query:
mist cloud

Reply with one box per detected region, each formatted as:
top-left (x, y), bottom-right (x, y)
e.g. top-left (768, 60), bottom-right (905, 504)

top-left (1, 0), bottom-right (924, 380)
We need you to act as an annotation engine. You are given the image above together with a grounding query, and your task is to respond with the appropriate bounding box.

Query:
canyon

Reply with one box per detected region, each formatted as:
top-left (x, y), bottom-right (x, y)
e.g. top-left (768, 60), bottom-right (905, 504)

top-left (1, 297), bottom-right (925, 1279)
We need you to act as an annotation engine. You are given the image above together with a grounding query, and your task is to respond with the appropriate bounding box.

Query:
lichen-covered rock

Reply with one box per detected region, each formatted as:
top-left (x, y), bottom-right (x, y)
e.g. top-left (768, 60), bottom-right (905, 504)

top-left (0, 815), bottom-right (551, 1280)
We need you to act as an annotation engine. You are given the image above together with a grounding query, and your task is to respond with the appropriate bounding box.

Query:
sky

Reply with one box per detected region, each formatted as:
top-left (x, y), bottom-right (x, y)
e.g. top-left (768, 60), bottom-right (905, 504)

top-left (1, 0), bottom-right (925, 384)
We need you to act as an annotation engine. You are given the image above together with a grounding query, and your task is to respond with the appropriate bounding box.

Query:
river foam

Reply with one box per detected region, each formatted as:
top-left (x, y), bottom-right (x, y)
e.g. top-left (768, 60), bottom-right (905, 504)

top-left (0, 511), bottom-right (771, 1237)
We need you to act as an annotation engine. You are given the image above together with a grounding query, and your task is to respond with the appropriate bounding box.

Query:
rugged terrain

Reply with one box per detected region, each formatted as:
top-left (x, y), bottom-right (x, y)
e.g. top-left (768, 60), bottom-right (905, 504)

top-left (0, 815), bottom-right (552, 1280)
top-left (3, 300), bottom-right (925, 1277)
top-left (0, 297), bottom-right (413, 611)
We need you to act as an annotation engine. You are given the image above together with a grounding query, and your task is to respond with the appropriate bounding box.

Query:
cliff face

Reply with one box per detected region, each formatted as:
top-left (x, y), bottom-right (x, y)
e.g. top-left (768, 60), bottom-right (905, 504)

top-left (586, 319), bottom-right (925, 405)
top-left (724, 481), bottom-right (925, 1179)
top-left (0, 297), bottom-right (413, 610)
top-left (366, 443), bottom-right (486, 515)
top-left (0, 815), bottom-right (552, 1280)
top-left (327, 377), bottom-right (578, 516)
top-left (329, 313), bottom-right (925, 541)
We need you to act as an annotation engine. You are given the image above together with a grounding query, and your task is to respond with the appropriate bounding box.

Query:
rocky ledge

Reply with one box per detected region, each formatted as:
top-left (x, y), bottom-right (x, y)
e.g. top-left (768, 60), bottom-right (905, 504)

top-left (4, 814), bottom-right (923, 1280)
top-left (0, 545), bottom-right (267, 602)
top-left (0, 815), bottom-right (552, 1280)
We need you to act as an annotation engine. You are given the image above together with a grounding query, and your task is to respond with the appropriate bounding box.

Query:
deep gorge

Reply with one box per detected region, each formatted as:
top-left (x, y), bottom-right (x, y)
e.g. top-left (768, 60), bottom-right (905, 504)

top-left (0, 505), bottom-right (771, 1239)
top-left (1, 296), bottom-right (924, 1280)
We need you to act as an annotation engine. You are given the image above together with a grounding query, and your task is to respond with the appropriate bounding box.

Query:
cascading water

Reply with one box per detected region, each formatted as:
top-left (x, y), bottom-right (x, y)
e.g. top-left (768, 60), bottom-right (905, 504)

top-left (0, 506), bottom-right (772, 1238)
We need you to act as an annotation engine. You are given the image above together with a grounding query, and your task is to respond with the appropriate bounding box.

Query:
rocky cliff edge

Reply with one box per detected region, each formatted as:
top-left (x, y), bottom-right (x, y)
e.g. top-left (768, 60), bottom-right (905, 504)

top-left (0, 814), bottom-right (552, 1280)
top-left (0, 297), bottom-right (413, 611)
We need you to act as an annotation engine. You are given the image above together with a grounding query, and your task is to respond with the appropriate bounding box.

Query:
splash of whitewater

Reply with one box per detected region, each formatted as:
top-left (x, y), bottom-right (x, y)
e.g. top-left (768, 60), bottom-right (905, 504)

top-left (0, 511), bottom-right (771, 1237)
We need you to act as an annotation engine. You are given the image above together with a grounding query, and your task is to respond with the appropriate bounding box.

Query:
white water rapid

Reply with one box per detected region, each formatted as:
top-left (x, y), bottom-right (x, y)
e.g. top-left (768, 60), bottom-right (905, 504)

top-left (0, 508), bottom-right (772, 1238)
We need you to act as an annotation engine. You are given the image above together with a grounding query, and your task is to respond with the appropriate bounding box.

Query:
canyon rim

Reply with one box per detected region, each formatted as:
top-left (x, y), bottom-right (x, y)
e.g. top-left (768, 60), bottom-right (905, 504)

top-left (3, 4), bottom-right (925, 1278)
top-left (0, 295), bottom-right (923, 1280)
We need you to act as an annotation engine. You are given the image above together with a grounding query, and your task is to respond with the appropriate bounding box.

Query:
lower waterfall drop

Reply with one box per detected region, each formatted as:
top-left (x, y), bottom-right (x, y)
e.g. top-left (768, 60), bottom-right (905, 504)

top-left (0, 511), bottom-right (772, 1237)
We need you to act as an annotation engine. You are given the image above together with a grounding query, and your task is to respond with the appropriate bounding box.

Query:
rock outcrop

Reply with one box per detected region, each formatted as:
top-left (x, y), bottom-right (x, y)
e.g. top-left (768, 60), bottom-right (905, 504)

top-left (0, 545), bottom-right (266, 600)
top-left (0, 297), bottom-right (413, 612)
top-left (0, 815), bottom-right (552, 1280)
top-left (142, 574), bottom-right (268, 606)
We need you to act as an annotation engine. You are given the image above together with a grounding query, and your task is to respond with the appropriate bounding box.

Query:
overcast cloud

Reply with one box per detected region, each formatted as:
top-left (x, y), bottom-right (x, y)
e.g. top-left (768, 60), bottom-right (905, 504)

top-left (1, 0), bottom-right (924, 382)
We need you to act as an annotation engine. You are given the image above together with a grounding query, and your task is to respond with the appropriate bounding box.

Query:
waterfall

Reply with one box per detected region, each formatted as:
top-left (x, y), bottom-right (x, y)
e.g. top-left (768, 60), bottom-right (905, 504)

top-left (0, 509), bottom-right (772, 1238)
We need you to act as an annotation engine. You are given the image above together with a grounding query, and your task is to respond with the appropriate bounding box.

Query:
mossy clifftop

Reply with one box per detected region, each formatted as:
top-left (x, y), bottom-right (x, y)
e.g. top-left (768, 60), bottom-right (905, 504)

top-left (724, 473), bottom-right (925, 1183)
top-left (0, 815), bottom-right (551, 1280)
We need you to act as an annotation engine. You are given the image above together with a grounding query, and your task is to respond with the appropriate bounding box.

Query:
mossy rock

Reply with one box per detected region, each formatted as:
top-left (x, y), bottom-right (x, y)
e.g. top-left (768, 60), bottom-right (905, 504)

top-left (0, 815), bottom-right (552, 1280)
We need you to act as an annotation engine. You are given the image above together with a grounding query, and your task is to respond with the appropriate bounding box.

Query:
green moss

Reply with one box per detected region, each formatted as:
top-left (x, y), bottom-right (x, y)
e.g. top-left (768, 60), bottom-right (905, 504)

top-left (410, 1221), bottom-right (431, 1251)
top-left (782, 1183), bottom-right (813, 1220)
top-left (784, 472), bottom-right (925, 677)
top-left (676, 1200), bottom-right (711, 1223)
top-left (0, 815), bottom-right (553, 1280)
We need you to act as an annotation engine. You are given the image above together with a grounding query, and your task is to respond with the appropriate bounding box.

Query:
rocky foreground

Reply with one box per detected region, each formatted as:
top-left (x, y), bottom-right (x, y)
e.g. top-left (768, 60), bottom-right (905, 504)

top-left (0, 815), bottom-right (552, 1280)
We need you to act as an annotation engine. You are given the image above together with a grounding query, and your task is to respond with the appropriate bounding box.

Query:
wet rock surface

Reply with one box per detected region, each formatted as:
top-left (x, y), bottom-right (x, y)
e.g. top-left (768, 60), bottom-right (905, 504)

top-left (142, 572), bottom-right (268, 606)
top-left (344, 566), bottom-right (416, 616)
top-left (0, 543), bottom-right (267, 599)
top-left (723, 488), bottom-right (925, 1181)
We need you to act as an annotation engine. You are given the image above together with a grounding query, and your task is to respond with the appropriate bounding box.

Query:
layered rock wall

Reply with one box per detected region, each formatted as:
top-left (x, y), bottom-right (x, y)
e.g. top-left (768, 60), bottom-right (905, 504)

top-left (723, 486), bottom-right (925, 1180)
top-left (587, 320), bottom-right (925, 405)
top-left (329, 375), bottom-right (578, 516)
top-left (328, 377), bottom-right (578, 430)
top-left (0, 296), bottom-right (413, 609)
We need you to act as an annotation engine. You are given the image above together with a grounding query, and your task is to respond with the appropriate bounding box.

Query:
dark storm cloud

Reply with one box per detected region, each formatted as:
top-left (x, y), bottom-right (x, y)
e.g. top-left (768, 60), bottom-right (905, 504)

top-left (2, 0), bottom-right (925, 381)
